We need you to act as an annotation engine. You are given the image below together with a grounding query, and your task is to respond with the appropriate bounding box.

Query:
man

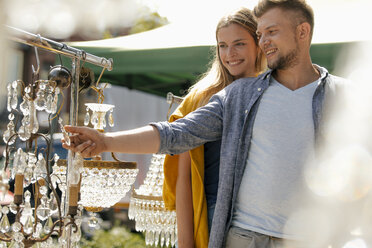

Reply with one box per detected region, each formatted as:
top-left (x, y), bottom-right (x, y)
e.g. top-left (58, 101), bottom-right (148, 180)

top-left (63, 0), bottom-right (346, 247)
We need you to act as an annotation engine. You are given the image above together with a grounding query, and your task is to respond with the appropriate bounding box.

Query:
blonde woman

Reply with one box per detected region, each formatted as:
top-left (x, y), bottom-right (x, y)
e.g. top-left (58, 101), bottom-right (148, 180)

top-left (162, 8), bottom-right (266, 248)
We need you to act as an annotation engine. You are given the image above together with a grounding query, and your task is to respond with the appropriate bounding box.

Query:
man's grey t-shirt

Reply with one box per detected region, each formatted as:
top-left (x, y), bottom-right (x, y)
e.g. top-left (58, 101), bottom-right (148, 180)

top-left (232, 76), bottom-right (320, 239)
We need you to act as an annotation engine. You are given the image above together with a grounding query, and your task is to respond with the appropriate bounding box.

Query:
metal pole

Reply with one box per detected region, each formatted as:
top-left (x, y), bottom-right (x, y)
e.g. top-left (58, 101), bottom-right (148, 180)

top-left (65, 57), bottom-right (80, 247)
top-left (5, 25), bottom-right (113, 71)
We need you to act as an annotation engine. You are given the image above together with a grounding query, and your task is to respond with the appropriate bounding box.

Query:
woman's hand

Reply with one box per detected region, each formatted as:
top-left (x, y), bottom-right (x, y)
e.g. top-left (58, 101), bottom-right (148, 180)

top-left (62, 125), bottom-right (161, 156)
top-left (61, 125), bottom-right (107, 158)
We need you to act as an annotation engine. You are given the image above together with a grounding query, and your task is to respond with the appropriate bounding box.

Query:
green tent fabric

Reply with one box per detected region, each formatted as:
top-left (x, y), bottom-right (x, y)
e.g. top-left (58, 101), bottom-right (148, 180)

top-left (84, 46), bottom-right (214, 96)
top-left (66, 24), bottom-right (356, 97)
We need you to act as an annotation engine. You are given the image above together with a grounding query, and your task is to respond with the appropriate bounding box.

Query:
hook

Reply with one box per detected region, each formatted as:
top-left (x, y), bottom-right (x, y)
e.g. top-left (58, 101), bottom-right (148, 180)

top-left (80, 50), bottom-right (87, 69)
top-left (58, 54), bottom-right (63, 66)
top-left (32, 35), bottom-right (42, 76)
top-left (32, 46), bottom-right (40, 76)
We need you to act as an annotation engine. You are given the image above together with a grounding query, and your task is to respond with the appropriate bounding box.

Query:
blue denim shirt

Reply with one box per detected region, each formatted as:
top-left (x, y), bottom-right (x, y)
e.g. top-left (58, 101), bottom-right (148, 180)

top-left (152, 65), bottom-right (346, 248)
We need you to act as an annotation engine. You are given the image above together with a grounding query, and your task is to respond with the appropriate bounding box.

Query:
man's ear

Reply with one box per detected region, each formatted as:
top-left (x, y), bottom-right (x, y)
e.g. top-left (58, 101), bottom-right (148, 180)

top-left (297, 22), bottom-right (311, 41)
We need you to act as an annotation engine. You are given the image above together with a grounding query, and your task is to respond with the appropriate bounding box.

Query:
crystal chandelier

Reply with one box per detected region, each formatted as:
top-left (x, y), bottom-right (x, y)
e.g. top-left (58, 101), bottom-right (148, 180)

top-left (1, 76), bottom-right (82, 248)
top-left (53, 158), bottom-right (138, 213)
top-left (84, 103), bottom-right (115, 130)
top-left (1, 77), bottom-right (139, 247)
top-left (0, 26), bottom-right (120, 248)
top-left (128, 154), bottom-right (177, 247)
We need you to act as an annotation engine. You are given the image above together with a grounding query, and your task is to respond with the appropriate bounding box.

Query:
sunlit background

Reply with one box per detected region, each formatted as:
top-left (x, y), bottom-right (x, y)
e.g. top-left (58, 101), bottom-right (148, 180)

top-left (1, 0), bottom-right (372, 247)
top-left (2, 0), bottom-right (372, 42)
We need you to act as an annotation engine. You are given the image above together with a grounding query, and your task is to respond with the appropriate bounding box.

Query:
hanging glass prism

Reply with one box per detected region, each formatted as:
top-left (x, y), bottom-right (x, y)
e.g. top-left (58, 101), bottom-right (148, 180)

top-left (84, 107), bottom-right (90, 126)
top-left (108, 109), bottom-right (114, 127)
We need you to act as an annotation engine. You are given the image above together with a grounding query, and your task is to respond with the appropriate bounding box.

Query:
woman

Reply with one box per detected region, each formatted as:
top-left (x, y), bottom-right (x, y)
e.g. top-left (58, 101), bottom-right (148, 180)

top-left (162, 7), bottom-right (266, 248)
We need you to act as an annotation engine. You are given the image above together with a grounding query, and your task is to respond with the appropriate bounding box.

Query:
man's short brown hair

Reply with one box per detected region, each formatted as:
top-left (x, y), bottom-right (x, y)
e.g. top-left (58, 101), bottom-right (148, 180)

top-left (254, 0), bottom-right (314, 39)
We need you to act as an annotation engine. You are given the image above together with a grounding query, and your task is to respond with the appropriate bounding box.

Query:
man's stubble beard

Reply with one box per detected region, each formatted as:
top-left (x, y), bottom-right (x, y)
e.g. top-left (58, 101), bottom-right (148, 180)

top-left (268, 38), bottom-right (300, 70)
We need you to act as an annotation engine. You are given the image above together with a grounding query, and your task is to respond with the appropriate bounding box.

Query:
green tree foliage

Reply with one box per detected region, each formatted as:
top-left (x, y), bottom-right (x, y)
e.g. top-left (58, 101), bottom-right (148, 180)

top-left (129, 12), bottom-right (169, 34)
top-left (80, 226), bottom-right (146, 248)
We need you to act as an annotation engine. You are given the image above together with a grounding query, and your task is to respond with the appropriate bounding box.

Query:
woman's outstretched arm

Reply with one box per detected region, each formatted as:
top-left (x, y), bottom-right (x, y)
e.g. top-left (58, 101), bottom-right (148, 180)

top-left (62, 125), bottom-right (160, 157)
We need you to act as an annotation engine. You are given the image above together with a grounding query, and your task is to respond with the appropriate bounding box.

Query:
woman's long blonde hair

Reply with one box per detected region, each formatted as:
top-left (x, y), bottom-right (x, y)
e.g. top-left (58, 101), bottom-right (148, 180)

top-left (188, 7), bottom-right (266, 107)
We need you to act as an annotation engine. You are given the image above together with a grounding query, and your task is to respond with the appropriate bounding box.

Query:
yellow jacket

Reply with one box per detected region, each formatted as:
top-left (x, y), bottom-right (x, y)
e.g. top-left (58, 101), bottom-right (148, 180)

top-left (163, 90), bottom-right (209, 248)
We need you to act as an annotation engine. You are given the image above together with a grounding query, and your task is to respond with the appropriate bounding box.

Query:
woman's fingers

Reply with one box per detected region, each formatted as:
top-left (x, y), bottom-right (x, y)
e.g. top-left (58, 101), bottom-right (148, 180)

top-left (61, 126), bottom-right (100, 157)
top-left (61, 137), bottom-right (96, 158)
top-left (64, 125), bottom-right (95, 138)
top-left (80, 142), bottom-right (97, 158)
top-left (64, 125), bottom-right (83, 134)
top-left (73, 140), bottom-right (93, 154)
top-left (62, 132), bottom-right (88, 146)
top-left (61, 140), bottom-right (80, 152)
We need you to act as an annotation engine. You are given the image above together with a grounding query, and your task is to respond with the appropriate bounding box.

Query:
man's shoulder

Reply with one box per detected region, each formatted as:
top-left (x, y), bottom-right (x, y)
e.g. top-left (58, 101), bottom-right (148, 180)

top-left (325, 73), bottom-right (351, 94)
top-left (316, 64), bottom-right (349, 87)
top-left (224, 72), bottom-right (268, 94)
top-left (326, 73), bottom-right (349, 84)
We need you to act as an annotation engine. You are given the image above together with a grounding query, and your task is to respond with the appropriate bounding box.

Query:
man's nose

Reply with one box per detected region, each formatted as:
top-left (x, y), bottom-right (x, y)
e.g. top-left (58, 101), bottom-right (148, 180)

top-left (259, 35), bottom-right (269, 48)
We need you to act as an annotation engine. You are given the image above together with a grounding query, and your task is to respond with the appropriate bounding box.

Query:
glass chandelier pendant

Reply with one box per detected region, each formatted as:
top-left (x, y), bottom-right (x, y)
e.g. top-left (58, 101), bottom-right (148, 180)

top-left (59, 117), bottom-right (70, 146)
top-left (48, 194), bottom-right (58, 215)
top-left (35, 91), bottom-right (46, 110)
top-left (45, 93), bottom-right (53, 114)
top-left (0, 171), bottom-right (9, 202)
top-left (51, 154), bottom-right (68, 216)
top-left (91, 112), bottom-right (98, 128)
top-left (10, 81), bottom-right (19, 111)
top-left (102, 116), bottom-right (106, 128)
top-left (7, 84), bottom-right (12, 112)
top-left (23, 214), bottom-right (33, 235)
top-left (0, 206), bottom-right (10, 233)
top-left (33, 153), bottom-right (47, 180)
top-left (30, 101), bottom-right (39, 134)
top-left (51, 87), bottom-right (59, 114)
top-left (35, 81), bottom-right (46, 111)
top-left (108, 109), bottom-right (114, 127)
top-left (36, 195), bottom-right (51, 221)
top-left (13, 148), bottom-right (27, 177)
top-left (6, 81), bottom-right (21, 112)
top-left (26, 153), bottom-right (37, 186)
top-left (21, 191), bottom-right (33, 225)
top-left (87, 212), bottom-right (99, 228)
top-left (43, 83), bottom-right (61, 114)
top-left (3, 114), bottom-right (16, 145)
top-left (84, 107), bottom-right (90, 126)
top-left (18, 122), bottom-right (31, 142)
top-left (44, 216), bottom-right (54, 234)
top-left (19, 96), bottom-right (30, 116)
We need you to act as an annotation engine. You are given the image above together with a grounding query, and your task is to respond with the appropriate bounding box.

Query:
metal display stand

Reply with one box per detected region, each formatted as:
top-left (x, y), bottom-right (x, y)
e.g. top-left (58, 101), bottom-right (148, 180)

top-left (2, 25), bottom-right (113, 247)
